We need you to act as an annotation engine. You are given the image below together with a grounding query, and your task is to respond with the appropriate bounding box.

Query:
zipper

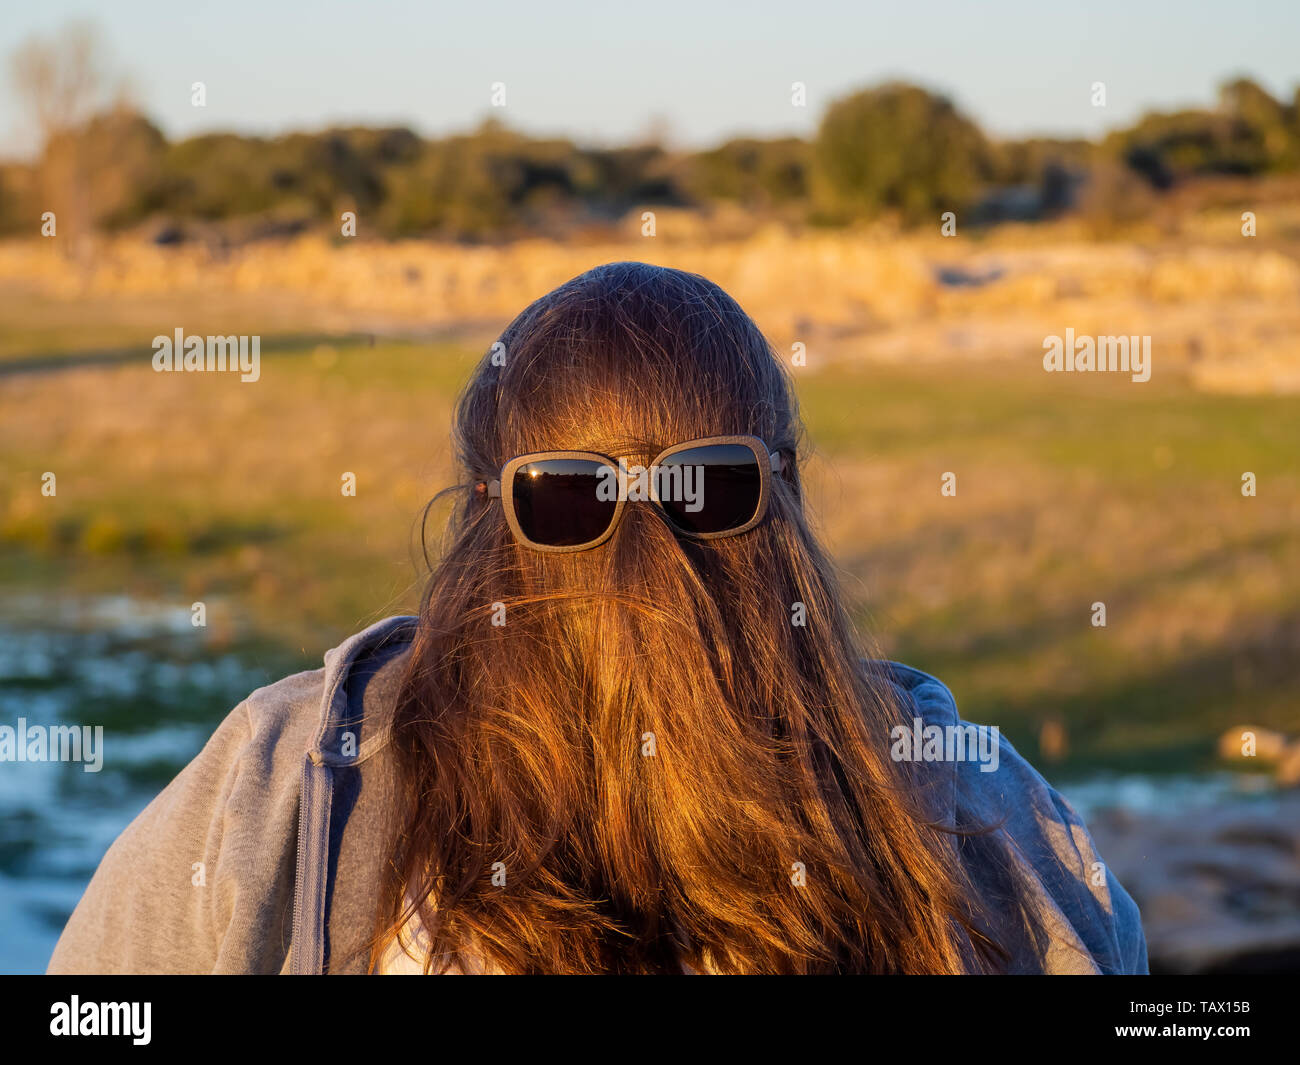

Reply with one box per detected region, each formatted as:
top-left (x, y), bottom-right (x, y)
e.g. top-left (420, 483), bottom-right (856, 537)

top-left (291, 750), bottom-right (332, 974)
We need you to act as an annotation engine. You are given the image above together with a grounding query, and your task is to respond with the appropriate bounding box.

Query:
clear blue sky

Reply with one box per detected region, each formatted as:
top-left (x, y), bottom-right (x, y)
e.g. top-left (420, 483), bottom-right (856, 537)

top-left (2, 0), bottom-right (1297, 155)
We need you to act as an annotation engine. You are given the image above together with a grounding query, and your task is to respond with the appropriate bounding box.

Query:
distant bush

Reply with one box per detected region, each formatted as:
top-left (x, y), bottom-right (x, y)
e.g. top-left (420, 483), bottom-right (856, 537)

top-left (812, 83), bottom-right (992, 224)
top-left (1105, 78), bottom-right (1300, 187)
top-left (680, 137), bottom-right (811, 212)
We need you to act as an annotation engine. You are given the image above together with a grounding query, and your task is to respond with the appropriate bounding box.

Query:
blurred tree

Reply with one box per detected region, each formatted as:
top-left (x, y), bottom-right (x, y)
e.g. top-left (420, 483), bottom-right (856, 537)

top-left (44, 106), bottom-right (167, 230)
top-left (9, 20), bottom-right (121, 251)
top-left (10, 21), bottom-right (109, 146)
top-left (1106, 78), bottom-right (1300, 185)
top-left (990, 137), bottom-right (1093, 187)
top-left (0, 163), bottom-right (39, 235)
top-left (376, 120), bottom-right (684, 239)
top-left (683, 137), bottom-right (811, 211)
top-left (1218, 77), bottom-right (1299, 170)
top-left (812, 82), bottom-right (991, 223)
top-left (162, 134), bottom-right (289, 220)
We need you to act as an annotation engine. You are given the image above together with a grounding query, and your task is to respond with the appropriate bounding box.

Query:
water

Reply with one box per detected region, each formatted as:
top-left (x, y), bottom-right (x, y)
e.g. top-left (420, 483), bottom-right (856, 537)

top-left (1053, 768), bottom-right (1278, 822)
top-left (0, 595), bottom-right (274, 974)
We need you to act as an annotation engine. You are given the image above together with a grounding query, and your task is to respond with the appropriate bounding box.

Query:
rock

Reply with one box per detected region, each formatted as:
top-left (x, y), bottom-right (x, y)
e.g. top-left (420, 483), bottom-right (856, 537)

top-left (1217, 725), bottom-right (1300, 786)
top-left (1088, 791), bottom-right (1300, 974)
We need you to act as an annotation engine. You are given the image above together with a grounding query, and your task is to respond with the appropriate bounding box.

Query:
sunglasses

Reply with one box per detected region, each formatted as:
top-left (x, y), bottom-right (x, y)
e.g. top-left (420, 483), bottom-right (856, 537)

top-left (475, 435), bottom-right (783, 553)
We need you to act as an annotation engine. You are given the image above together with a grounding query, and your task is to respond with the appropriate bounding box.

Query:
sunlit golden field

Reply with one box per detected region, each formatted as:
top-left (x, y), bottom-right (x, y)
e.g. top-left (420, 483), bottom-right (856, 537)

top-left (4, 204), bottom-right (1300, 392)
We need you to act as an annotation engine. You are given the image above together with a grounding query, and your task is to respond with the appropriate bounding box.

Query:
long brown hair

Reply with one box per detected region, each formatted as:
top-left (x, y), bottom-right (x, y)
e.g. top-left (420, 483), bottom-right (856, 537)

top-left (371, 261), bottom-right (1036, 974)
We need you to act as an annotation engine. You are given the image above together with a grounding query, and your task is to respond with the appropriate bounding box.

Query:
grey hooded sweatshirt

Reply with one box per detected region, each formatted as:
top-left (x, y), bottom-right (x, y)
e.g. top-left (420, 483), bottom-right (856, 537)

top-left (46, 615), bottom-right (1148, 975)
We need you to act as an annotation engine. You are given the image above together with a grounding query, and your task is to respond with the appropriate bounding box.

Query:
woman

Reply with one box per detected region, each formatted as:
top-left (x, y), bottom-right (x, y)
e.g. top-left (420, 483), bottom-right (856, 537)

top-left (48, 262), bottom-right (1146, 975)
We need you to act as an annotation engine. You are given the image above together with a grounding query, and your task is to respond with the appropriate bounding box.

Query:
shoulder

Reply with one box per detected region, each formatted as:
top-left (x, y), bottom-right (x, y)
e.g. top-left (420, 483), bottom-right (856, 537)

top-left (239, 668), bottom-right (326, 759)
top-left (241, 614), bottom-right (418, 764)
top-left (46, 615), bottom-right (421, 973)
top-left (870, 660), bottom-right (1149, 974)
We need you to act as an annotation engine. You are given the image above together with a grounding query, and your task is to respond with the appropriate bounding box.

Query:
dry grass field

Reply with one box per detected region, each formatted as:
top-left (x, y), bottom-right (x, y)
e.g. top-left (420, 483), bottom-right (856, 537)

top-left (3, 204), bottom-right (1300, 391)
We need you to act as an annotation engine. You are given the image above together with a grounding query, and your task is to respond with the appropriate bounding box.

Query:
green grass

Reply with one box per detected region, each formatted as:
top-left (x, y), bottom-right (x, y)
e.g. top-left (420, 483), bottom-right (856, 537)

top-left (797, 358), bottom-right (1300, 774)
top-left (798, 358), bottom-right (1297, 481)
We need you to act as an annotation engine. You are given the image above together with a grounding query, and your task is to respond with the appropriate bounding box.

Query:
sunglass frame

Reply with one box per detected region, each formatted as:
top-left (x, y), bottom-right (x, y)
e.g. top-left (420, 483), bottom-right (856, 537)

top-left (485, 434), bottom-right (781, 553)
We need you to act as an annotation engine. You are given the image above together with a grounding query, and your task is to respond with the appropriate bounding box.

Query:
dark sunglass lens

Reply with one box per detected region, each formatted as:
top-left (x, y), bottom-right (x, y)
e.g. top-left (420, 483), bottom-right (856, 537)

top-left (656, 444), bottom-right (761, 534)
top-left (511, 459), bottom-right (618, 547)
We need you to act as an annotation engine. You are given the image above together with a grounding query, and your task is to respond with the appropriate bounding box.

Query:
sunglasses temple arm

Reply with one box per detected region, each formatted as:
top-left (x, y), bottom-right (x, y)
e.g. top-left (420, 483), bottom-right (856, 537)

top-left (770, 451), bottom-right (782, 472)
